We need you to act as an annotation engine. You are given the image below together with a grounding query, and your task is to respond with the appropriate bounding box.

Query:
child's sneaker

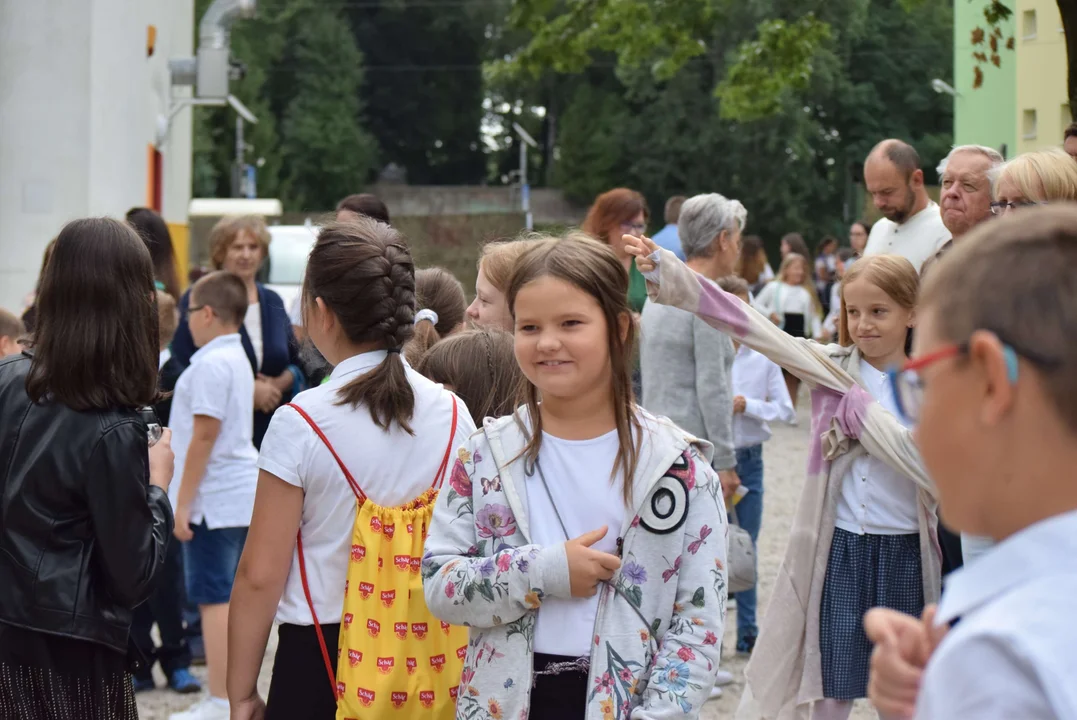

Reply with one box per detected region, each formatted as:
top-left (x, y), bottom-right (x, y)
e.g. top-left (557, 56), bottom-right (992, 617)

top-left (736, 632), bottom-right (757, 655)
top-left (170, 697), bottom-right (229, 720)
top-left (132, 676), bottom-right (155, 693)
top-left (168, 668), bottom-right (202, 694)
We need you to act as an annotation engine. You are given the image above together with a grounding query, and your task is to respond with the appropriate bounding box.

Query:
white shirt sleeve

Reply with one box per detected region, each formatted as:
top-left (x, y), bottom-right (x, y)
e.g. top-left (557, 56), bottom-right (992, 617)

top-left (257, 405), bottom-right (311, 489)
top-left (187, 362), bottom-right (232, 421)
top-left (753, 283), bottom-right (777, 316)
top-left (917, 634), bottom-right (1056, 720)
top-left (743, 361), bottom-right (796, 425)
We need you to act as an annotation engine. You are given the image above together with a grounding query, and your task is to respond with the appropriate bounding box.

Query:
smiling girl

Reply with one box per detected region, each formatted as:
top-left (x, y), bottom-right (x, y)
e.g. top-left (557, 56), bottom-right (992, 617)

top-left (423, 233), bottom-right (728, 720)
top-left (627, 235), bottom-right (939, 720)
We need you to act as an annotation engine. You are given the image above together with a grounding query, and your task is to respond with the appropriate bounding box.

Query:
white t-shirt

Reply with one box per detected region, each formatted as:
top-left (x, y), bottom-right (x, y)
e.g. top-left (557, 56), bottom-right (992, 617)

top-left (245, 302), bottom-right (263, 371)
top-left (753, 282), bottom-right (822, 338)
top-left (258, 350), bottom-right (476, 626)
top-left (527, 428), bottom-right (625, 657)
top-left (169, 333), bottom-right (259, 529)
top-left (834, 359), bottom-right (919, 535)
top-left (864, 201), bottom-right (951, 274)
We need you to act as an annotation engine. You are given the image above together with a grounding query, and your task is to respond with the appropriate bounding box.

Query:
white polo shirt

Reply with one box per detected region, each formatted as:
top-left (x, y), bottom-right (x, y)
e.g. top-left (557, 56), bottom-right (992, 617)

top-left (258, 350), bottom-right (476, 626)
top-left (917, 509), bottom-right (1077, 719)
top-left (864, 201), bottom-right (951, 274)
top-left (169, 333), bottom-right (259, 529)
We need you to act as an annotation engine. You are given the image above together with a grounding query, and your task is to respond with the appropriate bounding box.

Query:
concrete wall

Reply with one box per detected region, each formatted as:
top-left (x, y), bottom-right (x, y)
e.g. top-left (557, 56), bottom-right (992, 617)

top-left (367, 184), bottom-right (587, 225)
top-left (1015, 0), bottom-right (1069, 154)
top-left (0, 0), bottom-right (193, 312)
top-left (953, 0), bottom-right (1017, 153)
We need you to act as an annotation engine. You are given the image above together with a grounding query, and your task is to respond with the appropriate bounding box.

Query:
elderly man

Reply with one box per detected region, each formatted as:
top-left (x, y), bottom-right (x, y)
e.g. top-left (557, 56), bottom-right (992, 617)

top-left (863, 139), bottom-right (951, 272)
top-left (927, 145), bottom-right (1005, 267)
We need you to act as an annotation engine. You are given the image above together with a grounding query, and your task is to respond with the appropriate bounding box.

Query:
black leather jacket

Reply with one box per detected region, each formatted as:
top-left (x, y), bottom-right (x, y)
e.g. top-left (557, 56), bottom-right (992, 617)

top-left (0, 353), bottom-right (174, 653)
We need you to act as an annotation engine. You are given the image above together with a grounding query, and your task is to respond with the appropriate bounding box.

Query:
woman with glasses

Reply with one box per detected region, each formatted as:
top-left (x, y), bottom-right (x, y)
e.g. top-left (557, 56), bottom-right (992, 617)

top-left (991, 147), bottom-right (1077, 216)
top-left (582, 188), bottom-right (651, 313)
top-left (625, 233), bottom-right (937, 720)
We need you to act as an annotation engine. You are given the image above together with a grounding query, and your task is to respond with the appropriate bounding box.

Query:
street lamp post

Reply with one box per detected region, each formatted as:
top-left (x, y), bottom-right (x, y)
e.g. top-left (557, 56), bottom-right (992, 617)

top-left (513, 122), bottom-right (538, 231)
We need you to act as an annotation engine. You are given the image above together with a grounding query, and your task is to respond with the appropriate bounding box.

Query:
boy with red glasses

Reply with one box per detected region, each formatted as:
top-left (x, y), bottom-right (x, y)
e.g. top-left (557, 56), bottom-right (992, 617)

top-left (868, 205), bottom-right (1077, 719)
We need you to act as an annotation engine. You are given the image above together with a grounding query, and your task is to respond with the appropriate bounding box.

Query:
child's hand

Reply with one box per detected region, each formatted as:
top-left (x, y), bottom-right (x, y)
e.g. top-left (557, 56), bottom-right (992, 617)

top-left (254, 378), bottom-right (283, 413)
top-left (566, 526), bottom-right (621, 598)
top-left (173, 504), bottom-right (194, 542)
top-left (865, 605), bottom-right (949, 719)
top-left (623, 234), bottom-right (660, 273)
top-left (733, 396), bottom-right (747, 414)
top-left (148, 429), bottom-right (175, 491)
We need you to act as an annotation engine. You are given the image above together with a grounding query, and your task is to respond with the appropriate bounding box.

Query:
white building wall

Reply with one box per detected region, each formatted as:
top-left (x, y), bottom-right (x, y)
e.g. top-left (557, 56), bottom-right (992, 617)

top-left (0, 0), bottom-right (193, 312)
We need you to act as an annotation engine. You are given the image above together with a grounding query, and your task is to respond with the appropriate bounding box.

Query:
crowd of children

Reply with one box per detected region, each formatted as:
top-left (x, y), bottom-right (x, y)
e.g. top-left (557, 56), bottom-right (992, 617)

top-left (1, 176), bottom-right (1075, 720)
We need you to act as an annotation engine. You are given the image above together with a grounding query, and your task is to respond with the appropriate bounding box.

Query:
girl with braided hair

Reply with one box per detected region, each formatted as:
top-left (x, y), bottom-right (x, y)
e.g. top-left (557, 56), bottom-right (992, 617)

top-left (227, 218), bottom-right (476, 719)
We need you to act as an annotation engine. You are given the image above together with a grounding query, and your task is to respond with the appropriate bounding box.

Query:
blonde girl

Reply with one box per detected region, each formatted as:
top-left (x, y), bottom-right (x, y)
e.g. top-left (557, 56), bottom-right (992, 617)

top-left (466, 239), bottom-right (543, 331)
top-left (754, 253), bottom-right (824, 408)
top-left (627, 233), bottom-right (938, 720)
top-left (423, 233), bottom-right (728, 720)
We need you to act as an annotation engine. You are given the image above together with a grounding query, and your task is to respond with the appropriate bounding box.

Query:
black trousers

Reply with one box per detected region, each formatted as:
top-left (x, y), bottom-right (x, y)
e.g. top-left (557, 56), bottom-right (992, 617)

top-left (265, 623), bottom-right (340, 720)
top-left (938, 513), bottom-right (964, 576)
top-left (530, 653), bottom-right (586, 720)
top-left (130, 536), bottom-right (191, 681)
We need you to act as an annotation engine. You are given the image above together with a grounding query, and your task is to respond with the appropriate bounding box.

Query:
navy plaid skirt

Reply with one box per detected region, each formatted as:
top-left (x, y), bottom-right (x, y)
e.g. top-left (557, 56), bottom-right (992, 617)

top-left (820, 528), bottom-right (924, 700)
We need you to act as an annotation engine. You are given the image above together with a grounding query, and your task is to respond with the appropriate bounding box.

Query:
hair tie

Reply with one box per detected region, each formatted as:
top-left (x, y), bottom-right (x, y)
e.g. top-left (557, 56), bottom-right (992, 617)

top-left (414, 308), bottom-right (439, 326)
top-left (387, 347), bottom-right (402, 354)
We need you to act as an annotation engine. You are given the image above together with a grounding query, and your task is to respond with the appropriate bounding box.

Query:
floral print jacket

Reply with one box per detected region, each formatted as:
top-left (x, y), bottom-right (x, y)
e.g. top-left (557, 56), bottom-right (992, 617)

top-left (422, 408), bottom-right (728, 720)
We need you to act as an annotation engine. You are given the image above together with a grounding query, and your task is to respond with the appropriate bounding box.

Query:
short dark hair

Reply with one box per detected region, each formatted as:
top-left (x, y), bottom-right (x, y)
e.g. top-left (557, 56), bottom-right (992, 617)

top-left (0, 309), bottom-right (24, 340)
top-left (126, 207), bottom-right (180, 300)
top-left (664, 196), bottom-right (687, 225)
top-left (717, 275), bottom-right (751, 297)
top-left (191, 271), bottom-right (248, 327)
top-left (870, 139), bottom-right (921, 180)
top-left (1065, 122), bottom-right (1077, 141)
top-left (25, 218), bottom-right (160, 411)
top-left (336, 194), bottom-right (391, 225)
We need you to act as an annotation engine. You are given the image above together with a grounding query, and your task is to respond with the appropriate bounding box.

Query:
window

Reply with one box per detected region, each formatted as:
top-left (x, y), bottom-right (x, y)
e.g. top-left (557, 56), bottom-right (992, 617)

top-left (1023, 10), bottom-right (1037, 39)
top-left (1023, 109), bottom-right (1038, 140)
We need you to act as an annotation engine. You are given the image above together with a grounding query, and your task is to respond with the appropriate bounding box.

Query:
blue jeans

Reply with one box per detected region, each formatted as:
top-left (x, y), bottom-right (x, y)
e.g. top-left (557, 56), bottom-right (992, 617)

top-left (730, 445), bottom-right (764, 642)
top-left (182, 522), bottom-right (248, 606)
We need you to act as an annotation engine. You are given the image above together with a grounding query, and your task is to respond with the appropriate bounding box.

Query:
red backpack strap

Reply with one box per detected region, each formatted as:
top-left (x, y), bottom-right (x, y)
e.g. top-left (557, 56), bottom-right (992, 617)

top-left (286, 403), bottom-right (365, 502)
top-left (296, 530), bottom-right (337, 693)
top-left (431, 395), bottom-right (459, 490)
top-left (287, 402), bottom-right (360, 699)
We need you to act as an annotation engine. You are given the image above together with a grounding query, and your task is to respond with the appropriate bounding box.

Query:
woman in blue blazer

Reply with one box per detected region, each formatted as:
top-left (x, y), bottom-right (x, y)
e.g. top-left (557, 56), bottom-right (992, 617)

top-left (170, 216), bottom-right (302, 449)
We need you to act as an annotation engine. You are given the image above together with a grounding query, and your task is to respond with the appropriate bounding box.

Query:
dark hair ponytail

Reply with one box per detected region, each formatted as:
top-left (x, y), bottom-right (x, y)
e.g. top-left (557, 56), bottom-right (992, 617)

top-left (303, 218), bottom-right (417, 433)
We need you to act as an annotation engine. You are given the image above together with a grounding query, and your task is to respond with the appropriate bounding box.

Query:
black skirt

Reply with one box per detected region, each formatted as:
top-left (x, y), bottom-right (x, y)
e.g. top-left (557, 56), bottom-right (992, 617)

top-left (0, 622), bottom-right (137, 720)
top-left (265, 623), bottom-right (340, 720)
top-left (530, 653), bottom-right (587, 720)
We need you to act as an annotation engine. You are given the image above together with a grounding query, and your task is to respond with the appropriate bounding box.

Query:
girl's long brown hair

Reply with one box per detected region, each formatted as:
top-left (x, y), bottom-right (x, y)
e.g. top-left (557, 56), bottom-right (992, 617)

top-left (506, 233), bottom-right (642, 504)
top-left (26, 218), bottom-right (160, 410)
top-left (405, 267), bottom-right (467, 366)
top-left (303, 218), bottom-right (418, 432)
top-left (417, 327), bottom-right (521, 426)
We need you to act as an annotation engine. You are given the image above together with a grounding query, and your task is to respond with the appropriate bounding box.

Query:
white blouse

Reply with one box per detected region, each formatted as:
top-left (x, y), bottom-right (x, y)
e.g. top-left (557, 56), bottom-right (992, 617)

top-left (753, 281), bottom-right (822, 339)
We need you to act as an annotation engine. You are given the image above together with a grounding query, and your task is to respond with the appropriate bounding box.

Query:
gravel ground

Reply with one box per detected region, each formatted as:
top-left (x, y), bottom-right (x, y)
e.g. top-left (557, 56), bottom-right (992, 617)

top-left (138, 395), bottom-right (876, 719)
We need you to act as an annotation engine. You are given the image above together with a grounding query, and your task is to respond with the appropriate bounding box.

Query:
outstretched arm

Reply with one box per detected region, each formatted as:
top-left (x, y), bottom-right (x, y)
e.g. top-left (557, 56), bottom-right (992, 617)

top-left (626, 235), bottom-right (853, 395)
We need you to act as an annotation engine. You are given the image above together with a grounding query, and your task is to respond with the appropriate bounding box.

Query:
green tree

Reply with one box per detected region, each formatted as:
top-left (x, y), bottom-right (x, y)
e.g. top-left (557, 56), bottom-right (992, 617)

top-left (347, 0), bottom-right (489, 184)
top-left (276, 5), bottom-right (378, 209)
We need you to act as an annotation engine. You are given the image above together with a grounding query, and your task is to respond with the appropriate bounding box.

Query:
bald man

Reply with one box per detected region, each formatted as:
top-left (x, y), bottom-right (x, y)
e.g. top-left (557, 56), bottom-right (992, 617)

top-left (862, 139), bottom-right (951, 273)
